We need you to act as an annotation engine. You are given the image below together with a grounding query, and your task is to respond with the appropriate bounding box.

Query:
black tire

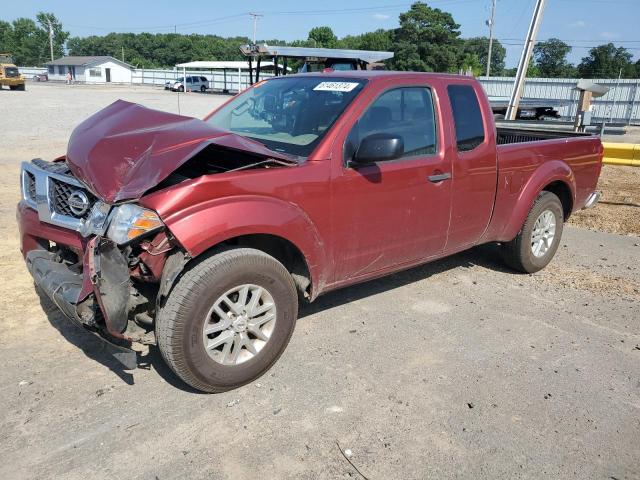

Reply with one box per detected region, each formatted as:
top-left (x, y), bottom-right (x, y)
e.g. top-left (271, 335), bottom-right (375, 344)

top-left (501, 191), bottom-right (564, 273)
top-left (200, 85), bottom-right (206, 92)
top-left (178, 86), bottom-right (184, 92)
top-left (9, 85), bottom-right (16, 90)
top-left (156, 248), bottom-right (298, 393)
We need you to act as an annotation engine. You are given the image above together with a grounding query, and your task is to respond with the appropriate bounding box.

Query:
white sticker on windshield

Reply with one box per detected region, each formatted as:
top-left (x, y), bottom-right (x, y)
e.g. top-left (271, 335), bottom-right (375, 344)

top-left (313, 81), bottom-right (360, 92)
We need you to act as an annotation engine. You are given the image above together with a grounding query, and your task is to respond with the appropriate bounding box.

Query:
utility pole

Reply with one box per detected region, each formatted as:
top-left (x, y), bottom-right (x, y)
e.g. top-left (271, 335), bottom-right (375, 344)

top-left (47, 19), bottom-right (54, 61)
top-left (122, 46), bottom-right (125, 63)
top-left (485, 0), bottom-right (496, 77)
top-left (249, 12), bottom-right (263, 44)
top-left (505, 0), bottom-right (546, 120)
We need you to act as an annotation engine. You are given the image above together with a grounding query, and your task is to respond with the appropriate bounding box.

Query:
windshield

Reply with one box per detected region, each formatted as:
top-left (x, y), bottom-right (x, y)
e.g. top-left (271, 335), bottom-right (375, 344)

top-left (207, 76), bottom-right (366, 157)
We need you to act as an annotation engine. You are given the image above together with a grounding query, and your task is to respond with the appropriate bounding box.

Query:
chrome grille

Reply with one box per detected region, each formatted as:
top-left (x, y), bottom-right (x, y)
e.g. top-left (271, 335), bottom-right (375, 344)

top-left (50, 178), bottom-right (95, 219)
top-left (21, 159), bottom-right (101, 232)
top-left (26, 171), bottom-right (36, 201)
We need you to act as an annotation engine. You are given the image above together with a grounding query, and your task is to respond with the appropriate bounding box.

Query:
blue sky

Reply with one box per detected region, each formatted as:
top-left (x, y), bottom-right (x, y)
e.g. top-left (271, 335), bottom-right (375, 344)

top-left (4, 0), bottom-right (640, 67)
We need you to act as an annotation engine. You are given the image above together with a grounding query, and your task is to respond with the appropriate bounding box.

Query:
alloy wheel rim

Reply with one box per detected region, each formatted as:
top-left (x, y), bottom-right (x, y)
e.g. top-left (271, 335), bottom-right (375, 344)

top-left (202, 284), bottom-right (277, 365)
top-left (531, 209), bottom-right (556, 258)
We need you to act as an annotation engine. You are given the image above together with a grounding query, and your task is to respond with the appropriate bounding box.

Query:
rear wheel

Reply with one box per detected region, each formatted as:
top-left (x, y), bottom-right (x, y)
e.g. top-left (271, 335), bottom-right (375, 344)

top-left (200, 85), bottom-right (206, 92)
top-left (501, 191), bottom-right (564, 273)
top-left (156, 248), bottom-right (298, 393)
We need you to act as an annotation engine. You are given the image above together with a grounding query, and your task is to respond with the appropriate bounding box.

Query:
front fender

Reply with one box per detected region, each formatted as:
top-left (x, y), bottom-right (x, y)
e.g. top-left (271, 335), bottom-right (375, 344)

top-left (160, 195), bottom-right (328, 292)
top-left (499, 160), bottom-right (575, 242)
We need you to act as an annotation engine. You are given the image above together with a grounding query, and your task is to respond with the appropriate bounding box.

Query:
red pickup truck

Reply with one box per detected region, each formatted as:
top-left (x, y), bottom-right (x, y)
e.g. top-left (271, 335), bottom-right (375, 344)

top-left (18, 71), bottom-right (602, 392)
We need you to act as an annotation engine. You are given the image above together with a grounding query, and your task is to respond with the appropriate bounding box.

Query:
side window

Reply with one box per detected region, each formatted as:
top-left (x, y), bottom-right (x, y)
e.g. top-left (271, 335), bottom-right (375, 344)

top-left (187, 77), bottom-right (192, 83)
top-left (200, 76), bottom-right (207, 82)
top-left (345, 87), bottom-right (437, 162)
top-left (447, 85), bottom-right (485, 152)
top-left (48, 66), bottom-right (54, 74)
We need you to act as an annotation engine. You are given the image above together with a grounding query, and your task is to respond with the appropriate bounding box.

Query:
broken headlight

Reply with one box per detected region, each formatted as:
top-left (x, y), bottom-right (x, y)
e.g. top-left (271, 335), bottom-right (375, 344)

top-left (106, 204), bottom-right (163, 245)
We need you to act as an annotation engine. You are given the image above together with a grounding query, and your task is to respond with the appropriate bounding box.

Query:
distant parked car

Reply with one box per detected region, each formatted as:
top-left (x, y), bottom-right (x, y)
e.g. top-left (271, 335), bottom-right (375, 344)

top-left (32, 73), bottom-right (48, 82)
top-left (165, 76), bottom-right (209, 92)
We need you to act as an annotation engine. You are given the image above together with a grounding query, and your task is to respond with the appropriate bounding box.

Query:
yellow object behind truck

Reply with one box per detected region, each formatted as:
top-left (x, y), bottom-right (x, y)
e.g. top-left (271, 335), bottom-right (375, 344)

top-left (0, 53), bottom-right (26, 91)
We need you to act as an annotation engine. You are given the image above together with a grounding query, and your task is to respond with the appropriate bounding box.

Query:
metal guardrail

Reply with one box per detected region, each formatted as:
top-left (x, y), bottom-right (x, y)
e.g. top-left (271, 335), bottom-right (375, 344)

top-left (602, 143), bottom-right (640, 167)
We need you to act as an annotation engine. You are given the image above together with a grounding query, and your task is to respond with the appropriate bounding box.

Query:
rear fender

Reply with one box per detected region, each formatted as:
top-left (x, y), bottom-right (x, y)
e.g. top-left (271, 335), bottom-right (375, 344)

top-left (499, 160), bottom-right (575, 242)
top-left (162, 195), bottom-right (328, 293)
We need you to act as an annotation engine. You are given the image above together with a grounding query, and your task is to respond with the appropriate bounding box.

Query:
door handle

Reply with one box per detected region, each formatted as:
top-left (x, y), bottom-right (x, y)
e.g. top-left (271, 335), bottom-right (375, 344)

top-left (428, 172), bottom-right (451, 183)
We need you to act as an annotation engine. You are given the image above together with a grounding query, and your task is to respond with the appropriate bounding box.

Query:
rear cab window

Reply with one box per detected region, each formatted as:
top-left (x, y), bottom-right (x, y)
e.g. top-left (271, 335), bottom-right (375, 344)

top-left (447, 85), bottom-right (485, 152)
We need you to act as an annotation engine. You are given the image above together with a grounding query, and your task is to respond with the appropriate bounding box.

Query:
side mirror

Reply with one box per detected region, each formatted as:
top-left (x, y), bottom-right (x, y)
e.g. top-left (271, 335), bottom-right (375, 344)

top-left (352, 133), bottom-right (404, 165)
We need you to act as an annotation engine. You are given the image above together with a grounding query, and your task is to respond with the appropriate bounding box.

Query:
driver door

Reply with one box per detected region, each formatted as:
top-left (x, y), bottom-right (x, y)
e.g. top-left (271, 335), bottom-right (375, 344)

top-left (330, 83), bottom-right (452, 282)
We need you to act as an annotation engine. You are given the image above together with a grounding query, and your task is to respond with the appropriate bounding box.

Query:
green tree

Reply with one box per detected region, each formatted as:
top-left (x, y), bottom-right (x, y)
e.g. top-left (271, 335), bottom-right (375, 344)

top-left (459, 52), bottom-right (483, 76)
top-left (10, 18), bottom-right (44, 66)
top-left (462, 37), bottom-right (506, 76)
top-left (0, 13), bottom-right (68, 66)
top-left (577, 43), bottom-right (635, 78)
top-left (359, 29), bottom-right (393, 52)
top-left (36, 12), bottom-right (68, 60)
top-left (308, 26), bottom-right (337, 48)
top-left (391, 2), bottom-right (462, 72)
top-left (503, 62), bottom-right (541, 78)
top-left (533, 38), bottom-right (575, 77)
top-left (0, 20), bottom-right (15, 54)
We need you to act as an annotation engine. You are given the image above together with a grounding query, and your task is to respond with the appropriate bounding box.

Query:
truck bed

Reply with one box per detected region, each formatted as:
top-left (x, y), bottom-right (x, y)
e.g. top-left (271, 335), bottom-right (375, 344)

top-left (486, 127), bottom-right (603, 243)
top-left (497, 127), bottom-right (592, 145)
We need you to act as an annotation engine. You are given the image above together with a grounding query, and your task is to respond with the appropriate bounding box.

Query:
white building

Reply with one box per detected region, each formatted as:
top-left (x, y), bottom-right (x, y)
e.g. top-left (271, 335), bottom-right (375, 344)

top-left (45, 56), bottom-right (134, 83)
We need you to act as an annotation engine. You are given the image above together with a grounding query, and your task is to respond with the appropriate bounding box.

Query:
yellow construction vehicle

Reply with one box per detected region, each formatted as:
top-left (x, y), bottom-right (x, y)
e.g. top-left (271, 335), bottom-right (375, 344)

top-left (0, 53), bottom-right (26, 91)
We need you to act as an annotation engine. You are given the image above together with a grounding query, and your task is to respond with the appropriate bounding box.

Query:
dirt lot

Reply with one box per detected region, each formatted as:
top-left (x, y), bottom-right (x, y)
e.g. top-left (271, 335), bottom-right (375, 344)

top-left (570, 164), bottom-right (640, 236)
top-left (1, 83), bottom-right (639, 479)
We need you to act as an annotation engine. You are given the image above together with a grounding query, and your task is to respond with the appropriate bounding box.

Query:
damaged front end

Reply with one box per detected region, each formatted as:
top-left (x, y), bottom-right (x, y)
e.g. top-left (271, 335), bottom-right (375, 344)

top-left (19, 159), bottom-right (183, 369)
top-left (25, 229), bottom-right (181, 370)
top-left (19, 100), bottom-right (299, 369)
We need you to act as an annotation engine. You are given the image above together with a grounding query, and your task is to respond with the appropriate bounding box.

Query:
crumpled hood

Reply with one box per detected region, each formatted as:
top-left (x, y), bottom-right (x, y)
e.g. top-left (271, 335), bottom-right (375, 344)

top-left (66, 100), bottom-right (290, 202)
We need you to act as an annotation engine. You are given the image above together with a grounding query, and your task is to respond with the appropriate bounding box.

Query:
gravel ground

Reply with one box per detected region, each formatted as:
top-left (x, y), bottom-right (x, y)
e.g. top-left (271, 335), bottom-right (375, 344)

top-left (1, 83), bottom-right (639, 480)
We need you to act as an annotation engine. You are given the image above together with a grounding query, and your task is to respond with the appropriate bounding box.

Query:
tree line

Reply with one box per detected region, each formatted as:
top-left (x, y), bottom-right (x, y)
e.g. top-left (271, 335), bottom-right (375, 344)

top-left (1, 2), bottom-right (639, 78)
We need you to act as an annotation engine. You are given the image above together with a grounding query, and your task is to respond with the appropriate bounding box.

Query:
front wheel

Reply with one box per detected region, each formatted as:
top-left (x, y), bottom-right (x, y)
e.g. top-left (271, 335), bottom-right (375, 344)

top-left (501, 191), bottom-right (564, 273)
top-left (156, 248), bottom-right (298, 393)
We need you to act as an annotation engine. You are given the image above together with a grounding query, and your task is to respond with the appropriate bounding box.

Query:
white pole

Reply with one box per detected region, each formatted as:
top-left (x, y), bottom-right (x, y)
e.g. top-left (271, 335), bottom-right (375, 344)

top-left (249, 13), bottom-right (263, 44)
top-left (48, 20), bottom-right (54, 61)
top-left (486, 0), bottom-right (496, 78)
top-left (238, 67), bottom-right (241, 93)
top-left (506, 0), bottom-right (546, 120)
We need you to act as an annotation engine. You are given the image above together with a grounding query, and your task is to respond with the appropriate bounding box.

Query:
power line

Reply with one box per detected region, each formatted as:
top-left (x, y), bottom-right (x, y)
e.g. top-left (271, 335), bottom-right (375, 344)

top-left (501, 37), bottom-right (640, 43)
top-left (65, 0), bottom-right (479, 33)
top-left (499, 40), bottom-right (640, 51)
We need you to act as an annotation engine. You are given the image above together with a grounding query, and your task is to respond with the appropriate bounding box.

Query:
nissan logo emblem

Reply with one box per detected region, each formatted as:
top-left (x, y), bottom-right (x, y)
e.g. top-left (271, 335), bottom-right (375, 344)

top-left (68, 190), bottom-right (90, 216)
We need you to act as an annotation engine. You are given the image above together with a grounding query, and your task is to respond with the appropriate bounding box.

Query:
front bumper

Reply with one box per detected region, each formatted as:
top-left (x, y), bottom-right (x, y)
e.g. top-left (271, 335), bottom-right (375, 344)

top-left (18, 202), bottom-right (137, 369)
top-left (583, 191), bottom-right (601, 209)
top-left (1, 77), bottom-right (25, 86)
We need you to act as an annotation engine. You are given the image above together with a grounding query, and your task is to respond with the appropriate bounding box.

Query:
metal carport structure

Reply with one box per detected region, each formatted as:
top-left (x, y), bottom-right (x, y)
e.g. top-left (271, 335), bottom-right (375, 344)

top-left (175, 60), bottom-right (282, 93)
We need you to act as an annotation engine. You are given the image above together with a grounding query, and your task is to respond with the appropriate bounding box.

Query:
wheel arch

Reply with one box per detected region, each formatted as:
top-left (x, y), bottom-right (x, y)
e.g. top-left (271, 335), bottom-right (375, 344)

top-left (542, 180), bottom-right (573, 220)
top-left (499, 160), bottom-right (576, 242)
top-left (211, 233), bottom-right (312, 300)
top-left (159, 196), bottom-right (328, 302)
